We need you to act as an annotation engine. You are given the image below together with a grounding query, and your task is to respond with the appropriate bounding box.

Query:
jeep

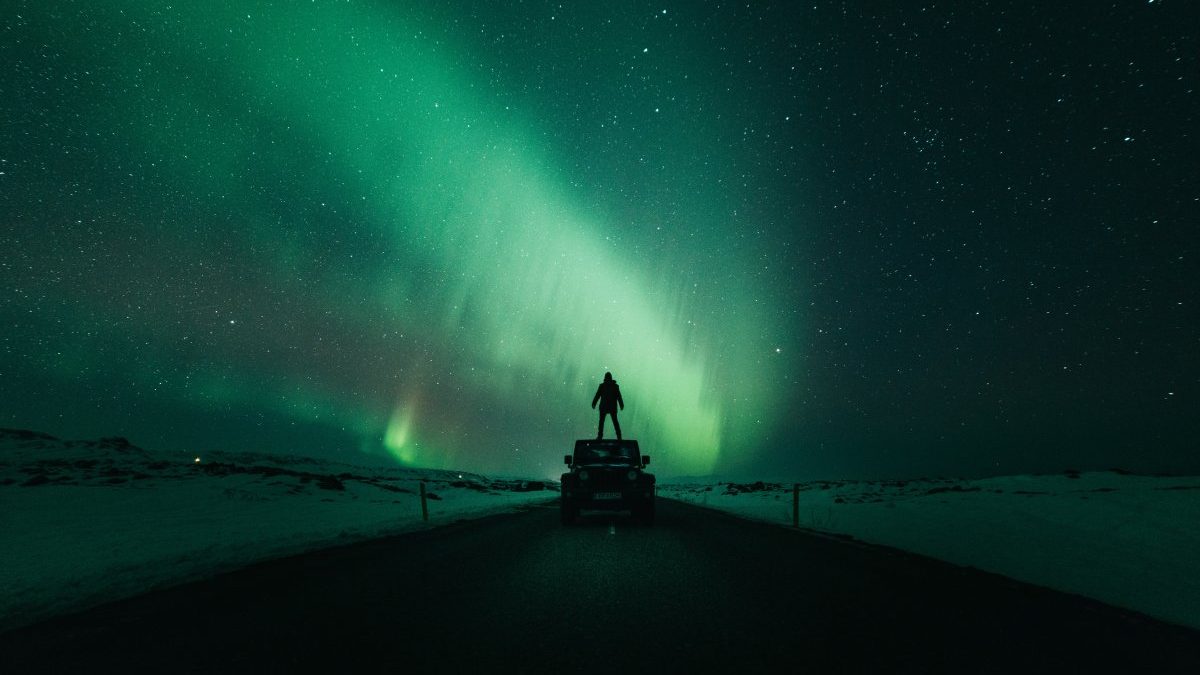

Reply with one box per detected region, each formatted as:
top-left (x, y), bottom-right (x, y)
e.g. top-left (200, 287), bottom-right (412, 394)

top-left (560, 439), bottom-right (655, 525)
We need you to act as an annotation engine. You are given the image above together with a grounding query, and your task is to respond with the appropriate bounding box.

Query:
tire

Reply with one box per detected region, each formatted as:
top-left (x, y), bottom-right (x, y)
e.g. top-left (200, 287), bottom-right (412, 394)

top-left (560, 500), bottom-right (576, 525)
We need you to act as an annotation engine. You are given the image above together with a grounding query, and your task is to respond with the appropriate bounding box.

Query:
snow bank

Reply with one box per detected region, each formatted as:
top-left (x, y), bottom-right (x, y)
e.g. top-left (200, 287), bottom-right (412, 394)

top-left (0, 429), bottom-right (555, 631)
top-left (659, 472), bottom-right (1200, 630)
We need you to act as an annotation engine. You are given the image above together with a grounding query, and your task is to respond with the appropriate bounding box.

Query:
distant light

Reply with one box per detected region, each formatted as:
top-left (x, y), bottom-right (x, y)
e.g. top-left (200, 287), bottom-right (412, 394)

top-left (194, 457), bottom-right (201, 463)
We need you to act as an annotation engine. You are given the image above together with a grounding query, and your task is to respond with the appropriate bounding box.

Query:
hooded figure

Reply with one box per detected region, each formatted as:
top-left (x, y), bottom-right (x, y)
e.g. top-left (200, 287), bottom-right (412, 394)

top-left (591, 372), bottom-right (624, 440)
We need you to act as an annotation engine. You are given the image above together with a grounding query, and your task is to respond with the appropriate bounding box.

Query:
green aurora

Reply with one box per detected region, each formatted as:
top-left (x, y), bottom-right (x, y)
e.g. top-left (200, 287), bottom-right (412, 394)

top-left (3, 1), bottom-right (789, 477)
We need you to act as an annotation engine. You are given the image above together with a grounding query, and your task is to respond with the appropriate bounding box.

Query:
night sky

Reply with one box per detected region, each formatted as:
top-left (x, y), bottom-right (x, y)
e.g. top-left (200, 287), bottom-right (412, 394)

top-left (2, 1), bottom-right (1196, 480)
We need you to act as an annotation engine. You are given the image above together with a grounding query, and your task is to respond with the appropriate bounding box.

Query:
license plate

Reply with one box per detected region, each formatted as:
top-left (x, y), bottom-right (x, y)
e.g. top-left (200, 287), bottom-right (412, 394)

top-left (592, 492), bottom-right (621, 500)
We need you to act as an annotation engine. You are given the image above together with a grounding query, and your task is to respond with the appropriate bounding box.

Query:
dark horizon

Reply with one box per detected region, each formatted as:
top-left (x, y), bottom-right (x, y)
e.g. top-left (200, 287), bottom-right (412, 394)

top-left (2, 1), bottom-right (1196, 480)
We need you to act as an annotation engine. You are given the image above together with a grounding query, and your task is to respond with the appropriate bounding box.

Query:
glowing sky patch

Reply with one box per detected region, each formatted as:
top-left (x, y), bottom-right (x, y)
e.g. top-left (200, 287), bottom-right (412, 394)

top-left (1, 1), bottom-right (784, 477)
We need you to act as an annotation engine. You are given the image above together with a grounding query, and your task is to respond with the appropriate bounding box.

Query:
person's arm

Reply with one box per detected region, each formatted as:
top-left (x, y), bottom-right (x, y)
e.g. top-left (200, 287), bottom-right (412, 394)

top-left (617, 385), bottom-right (624, 410)
top-left (592, 385), bottom-right (601, 409)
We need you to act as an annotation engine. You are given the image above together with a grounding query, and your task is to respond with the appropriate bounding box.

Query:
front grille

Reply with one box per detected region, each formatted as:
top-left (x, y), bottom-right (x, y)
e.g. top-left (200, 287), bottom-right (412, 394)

top-left (584, 470), bottom-right (629, 489)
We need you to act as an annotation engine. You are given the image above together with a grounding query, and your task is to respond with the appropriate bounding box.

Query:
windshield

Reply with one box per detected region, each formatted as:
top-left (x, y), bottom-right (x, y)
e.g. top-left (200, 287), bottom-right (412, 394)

top-left (574, 443), bottom-right (639, 465)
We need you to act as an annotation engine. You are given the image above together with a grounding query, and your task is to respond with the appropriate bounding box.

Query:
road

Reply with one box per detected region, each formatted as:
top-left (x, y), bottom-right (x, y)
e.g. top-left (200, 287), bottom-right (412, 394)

top-left (2, 499), bottom-right (1198, 673)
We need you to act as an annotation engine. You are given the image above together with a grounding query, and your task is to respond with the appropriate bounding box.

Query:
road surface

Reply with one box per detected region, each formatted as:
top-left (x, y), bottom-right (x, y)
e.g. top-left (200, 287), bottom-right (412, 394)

top-left (2, 499), bottom-right (1198, 673)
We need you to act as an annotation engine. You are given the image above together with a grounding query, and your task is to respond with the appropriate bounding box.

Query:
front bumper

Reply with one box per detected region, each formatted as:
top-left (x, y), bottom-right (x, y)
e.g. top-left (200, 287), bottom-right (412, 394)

top-left (562, 488), bottom-right (654, 510)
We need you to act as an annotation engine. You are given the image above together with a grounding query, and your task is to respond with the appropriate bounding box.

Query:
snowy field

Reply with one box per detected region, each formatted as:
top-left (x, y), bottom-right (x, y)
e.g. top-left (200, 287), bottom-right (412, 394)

top-left (659, 472), bottom-right (1200, 630)
top-left (5, 427), bottom-right (1197, 636)
top-left (0, 429), bottom-right (555, 632)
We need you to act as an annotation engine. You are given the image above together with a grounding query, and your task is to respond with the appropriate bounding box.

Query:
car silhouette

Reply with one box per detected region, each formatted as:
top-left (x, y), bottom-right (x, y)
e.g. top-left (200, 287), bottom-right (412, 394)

top-left (560, 439), bottom-right (655, 525)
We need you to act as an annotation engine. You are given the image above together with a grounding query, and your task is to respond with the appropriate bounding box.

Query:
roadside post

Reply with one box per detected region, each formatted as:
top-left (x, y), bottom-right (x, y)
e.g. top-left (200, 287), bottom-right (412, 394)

top-left (792, 483), bottom-right (800, 528)
top-left (420, 481), bottom-right (429, 522)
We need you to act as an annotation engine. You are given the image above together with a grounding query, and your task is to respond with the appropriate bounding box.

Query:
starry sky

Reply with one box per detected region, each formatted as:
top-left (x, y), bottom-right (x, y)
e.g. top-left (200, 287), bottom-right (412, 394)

top-left (2, 1), bottom-right (1196, 480)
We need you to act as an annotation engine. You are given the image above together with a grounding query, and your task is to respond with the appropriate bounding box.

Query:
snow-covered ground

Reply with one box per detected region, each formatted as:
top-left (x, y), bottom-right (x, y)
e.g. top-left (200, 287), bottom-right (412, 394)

top-left (0, 429), bottom-right (555, 632)
top-left (6, 427), bottom-right (1197, 636)
top-left (659, 472), bottom-right (1200, 630)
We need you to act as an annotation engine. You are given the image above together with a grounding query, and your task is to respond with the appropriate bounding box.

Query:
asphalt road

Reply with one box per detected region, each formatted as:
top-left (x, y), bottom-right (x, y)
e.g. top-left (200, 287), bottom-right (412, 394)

top-left (3, 498), bottom-right (1198, 673)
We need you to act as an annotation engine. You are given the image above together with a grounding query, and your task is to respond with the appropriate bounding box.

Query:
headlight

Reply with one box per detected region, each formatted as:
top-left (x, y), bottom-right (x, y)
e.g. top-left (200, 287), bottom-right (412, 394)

top-left (579, 470), bottom-right (589, 481)
top-left (627, 470), bottom-right (638, 481)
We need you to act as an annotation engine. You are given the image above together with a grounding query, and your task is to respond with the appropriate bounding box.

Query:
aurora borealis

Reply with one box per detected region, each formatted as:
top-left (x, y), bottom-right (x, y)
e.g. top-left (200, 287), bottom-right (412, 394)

top-left (2, 2), bottom-right (1196, 479)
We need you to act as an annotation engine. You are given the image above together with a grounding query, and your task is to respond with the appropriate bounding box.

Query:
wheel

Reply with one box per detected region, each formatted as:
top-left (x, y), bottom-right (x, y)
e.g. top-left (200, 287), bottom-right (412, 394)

top-left (560, 499), bottom-right (577, 525)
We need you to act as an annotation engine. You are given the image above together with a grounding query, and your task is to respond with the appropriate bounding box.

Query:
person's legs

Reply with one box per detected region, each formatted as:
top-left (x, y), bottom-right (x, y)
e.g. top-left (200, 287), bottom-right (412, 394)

top-left (612, 413), bottom-right (622, 440)
top-left (597, 411), bottom-right (606, 439)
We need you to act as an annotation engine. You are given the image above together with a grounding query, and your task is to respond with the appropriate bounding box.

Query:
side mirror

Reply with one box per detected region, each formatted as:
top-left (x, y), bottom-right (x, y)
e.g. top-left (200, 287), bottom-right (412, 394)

top-left (642, 455), bottom-right (650, 466)
top-left (564, 455), bottom-right (573, 466)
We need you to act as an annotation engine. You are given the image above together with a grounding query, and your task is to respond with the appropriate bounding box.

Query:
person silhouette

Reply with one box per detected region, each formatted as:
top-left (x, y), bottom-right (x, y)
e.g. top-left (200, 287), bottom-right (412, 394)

top-left (591, 371), bottom-right (624, 440)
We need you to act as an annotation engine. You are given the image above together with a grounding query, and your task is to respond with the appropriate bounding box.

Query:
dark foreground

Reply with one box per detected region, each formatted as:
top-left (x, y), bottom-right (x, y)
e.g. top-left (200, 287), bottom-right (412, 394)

top-left (2, 499), bottom-right (1198, 673)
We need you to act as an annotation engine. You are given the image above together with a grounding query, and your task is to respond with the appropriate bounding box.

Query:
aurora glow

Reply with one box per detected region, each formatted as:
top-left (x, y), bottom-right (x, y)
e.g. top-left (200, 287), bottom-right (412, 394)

top-left (3, 2), bottom-right (1196, 479)
top-left (2, 1), bottom-right (781, 477)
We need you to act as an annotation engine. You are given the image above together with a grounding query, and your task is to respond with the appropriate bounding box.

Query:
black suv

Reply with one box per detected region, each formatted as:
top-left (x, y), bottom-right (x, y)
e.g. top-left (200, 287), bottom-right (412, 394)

top-left (560, 439), bottom-right (655, 525)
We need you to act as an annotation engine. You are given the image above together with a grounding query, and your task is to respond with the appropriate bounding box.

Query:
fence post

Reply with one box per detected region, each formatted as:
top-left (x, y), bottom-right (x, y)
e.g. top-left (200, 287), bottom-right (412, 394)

top-left (420, 481), bottom-right (429, 522)
top-left (792, 483), bottom-right (799, 528)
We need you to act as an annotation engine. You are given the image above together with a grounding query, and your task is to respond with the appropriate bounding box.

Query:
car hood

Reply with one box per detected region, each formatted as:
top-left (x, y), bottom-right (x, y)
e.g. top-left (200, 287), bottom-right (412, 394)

top-left (574, 463), bottom-right (640, 470)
